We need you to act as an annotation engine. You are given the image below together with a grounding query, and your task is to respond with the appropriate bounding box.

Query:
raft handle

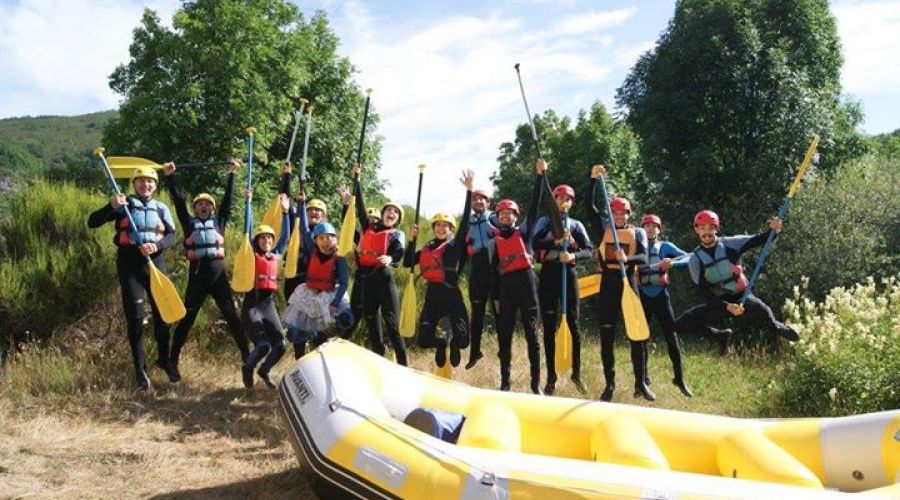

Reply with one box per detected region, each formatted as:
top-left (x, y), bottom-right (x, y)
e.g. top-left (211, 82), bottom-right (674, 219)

top-left (329, 400), bottom-right (341, 412)
top-left (480, 472), bottom-right (496, 486)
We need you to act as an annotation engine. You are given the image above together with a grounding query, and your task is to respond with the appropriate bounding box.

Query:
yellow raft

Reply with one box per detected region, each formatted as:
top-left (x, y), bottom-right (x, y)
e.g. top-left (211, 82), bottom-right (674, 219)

top-left (278, 340), bottom-right (900, 499)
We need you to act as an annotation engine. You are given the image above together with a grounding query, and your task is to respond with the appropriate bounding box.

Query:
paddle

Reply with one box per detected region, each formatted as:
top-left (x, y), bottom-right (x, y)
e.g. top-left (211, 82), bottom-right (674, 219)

top-left (554, 213), bottom-right (573, 374)
top-left (231, 127), bottom-right (257, 293)
top-left (597, 175), bottom-right (650, 342)
top-left (740, 135), bottom-right (820, 304)
top-left (401, 164), bottom-right (425, 340)
top-left (514, 62), bottom-right (563, 239)
top-left (263, 100), bottom-right (307, 242)
top-left (94, 147), bottom-right (186, 324)
top-left (284, 99), bottom-right (311, 279)
top-left (577, 274), bottom-right (601, 299)
top-left (338, 89), bottom-right (373, 257)
top-left (106, 157), bottom-right (235, 179)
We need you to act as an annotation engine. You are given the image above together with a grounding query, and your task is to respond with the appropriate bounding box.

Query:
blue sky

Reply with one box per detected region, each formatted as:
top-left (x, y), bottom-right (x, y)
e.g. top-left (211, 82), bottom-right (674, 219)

top-left (0, 0), bottom-right (897, 213)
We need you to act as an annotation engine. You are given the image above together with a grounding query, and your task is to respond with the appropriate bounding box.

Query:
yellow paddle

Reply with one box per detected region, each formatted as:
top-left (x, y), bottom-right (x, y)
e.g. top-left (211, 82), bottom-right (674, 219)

top-left (554, 214), bottom-right (573, 374)
top-left (94, 148), bottom-right (186, 324)
top-left (106, 156), bottom-right (235, 178)
top-left (337, 195), bottom-right (357, 257)
top-left (399, 164), bottom-right (426, 339)
top-left (231, 127), bottom-right (257, 293)
top-left (284, 99), bottom-right (311, 279)
top-left (577, 274), bottom-right (601, 299)
top-left (597, 175), bottom-right (650, 342)
top-left (434, 359), bottom-right (452, 379)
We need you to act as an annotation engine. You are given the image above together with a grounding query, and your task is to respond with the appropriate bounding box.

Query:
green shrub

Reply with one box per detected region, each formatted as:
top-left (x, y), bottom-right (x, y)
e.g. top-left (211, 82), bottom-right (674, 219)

top-left (774, 276), bottom-right (900, 416)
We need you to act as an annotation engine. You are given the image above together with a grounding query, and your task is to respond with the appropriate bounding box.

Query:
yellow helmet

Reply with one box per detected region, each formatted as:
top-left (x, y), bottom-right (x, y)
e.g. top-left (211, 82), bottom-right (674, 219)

top-left (253, 225), bottom-right (276, 240)
top-left (131, 166), bottom-right (158, 182)
top-left (192, 193), bottom-right (216, 210)
top-left (381, 201), bottom-right (404, 224)
top-left (366, 207), bottom-right (381, 220)
top-left (307, 198), bottom-right (327, 213)
top-left (431, 212), bottom-right (456, 230)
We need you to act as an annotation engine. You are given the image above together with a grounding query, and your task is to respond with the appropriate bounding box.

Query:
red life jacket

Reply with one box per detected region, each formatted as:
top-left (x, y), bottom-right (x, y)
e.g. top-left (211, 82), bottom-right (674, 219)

top-left (358, 227), bottom-right (394, 267)
top-left (495, 230), bottom-right (532, 275)
top-left (306, 252), bottom-right (337, 291)
top-left (254, 252), bottom-right (279, 292)
top-left (420, 241), bottom-right (450, 283)
top-left (598, 226), bottom-right (636, 272)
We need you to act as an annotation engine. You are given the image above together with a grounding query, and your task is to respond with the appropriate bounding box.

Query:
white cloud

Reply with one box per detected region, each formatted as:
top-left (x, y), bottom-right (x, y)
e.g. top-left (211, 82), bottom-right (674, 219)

top-left (833, 1), bottom-right (900, 93)
top-left (553, 8), bottom-right (638, 35)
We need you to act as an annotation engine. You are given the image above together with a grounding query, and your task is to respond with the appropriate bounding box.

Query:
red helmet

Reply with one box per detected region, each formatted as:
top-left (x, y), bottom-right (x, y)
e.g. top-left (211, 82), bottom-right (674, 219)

top-left (610, 197), bottom-right (631, 214)
top-left (693, 210), bottom-right (720, 227)
top-left (495, 199), bottom-right (520, 216)
top-left (552, 184), bottom-right (575, 200)
top-left (640, 213), bottom-right (661, 228)
top-left (472, 189), bottom-right (491, 202)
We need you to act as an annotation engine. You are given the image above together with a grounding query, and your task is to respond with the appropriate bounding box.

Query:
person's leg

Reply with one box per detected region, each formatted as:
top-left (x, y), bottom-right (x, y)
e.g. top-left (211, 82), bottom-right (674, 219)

top-left (378, 273), bottom-right (407, 366)
top-left (210, 268), bottom-right (250, 362)
top-left (676, 302), bottom-right (732, 354)
top-left (564, 267), bottom-right (585, 394)
top-left (169, 273), bottom-right (210, 382)
top-left (743, 293), bottom-right (799, 341)
top-left (655, 291), bottom-right (691, 396)
top-left (466, 254), bottom-right (491, 368)
top-left (521, 270), bottom-right (542, 395)
top-left (596, 275), bottom-right (621, 401)
top-left (361, 275), bottom-right (385, 356)
top-left (447, 289), bottom-right (470, 368)
top-left (496, 294), bottom-right (516, 391)
top-left (120, 268), bottom-right (152, 391)
top-left (257, 299), bottom-right (285, 389)
top-left (631, 340), bottom-right (655, 401)
top-left (538, 285), bottom-right (560, 395)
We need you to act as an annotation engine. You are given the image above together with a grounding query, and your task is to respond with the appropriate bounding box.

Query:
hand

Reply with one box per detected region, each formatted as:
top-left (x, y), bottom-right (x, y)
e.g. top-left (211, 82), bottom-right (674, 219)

top-left (726, 303), bottom-right (745, 317)
top-left (535, 158), bottom-right (547, 175)
top-left (659, 258), bottom-right (673, 271)
top-left (553, 229), bottom-right (570, 246)
top-left (110, 193), bottom-right (126, 209)
top-left (295, 189), bottom-right (306, 203)
top-left (352, 163), bottom-right (362, 177)
top-left (377, 255), bottom-right (392, 266)
top-left (244, 188), bottom-right (252, 200)
top-left (591, 164), bottom-right (607, 178)
top-left (163, 162), bottom-right (176, 176)
top-left (279, 193), bottom-right (290, 211)
top-left (769, 217), bottom-right (783, 234)
top-left (410, 224), bottom-right (419, 238)
top-left (338, 186), bottom-right (351, 205)
top-left (559, 251), bottom-right (574, 264)
top-left (614, 248), bottom-right (627, 263)
top-left (460, 169), bottom-right (475, 191)
top-left (228, 158), bottom-right (242, 174)
top-left (139, 242), bottom-right (158, 256)
top-left (282, 161), bottom-right (292, 174)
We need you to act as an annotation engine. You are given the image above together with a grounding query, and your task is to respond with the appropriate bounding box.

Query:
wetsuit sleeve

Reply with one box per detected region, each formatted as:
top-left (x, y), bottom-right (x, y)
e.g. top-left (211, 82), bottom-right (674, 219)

top-left (155, 204), bottom-right (177, 251)
top-left (388, 230), bottom-right (405, 267)
top-left (737, 230), bottom-right (775, 254)
top-left (273, 209), bottom-right (291, 254)
top-left (87, 203), bottom-right (117, 228)
top-left (572, 221), bottom-right (594, 260)
top-left (353, 175), bottom-right (370, 231)
top-left (531, 218), bottom-right (553, 250)
top-left (299, 199), bottom-right (309, 235)
top-left (403, 245), bottom-right (421, 268)
top-left (625, 228), bottom-right (648, 266)
top-left (280, 171), bottom-right (291, 195)
top-left (219, 172), bottom-right (235, 229)
top-left (521, 172), bottom-right (543, 245)
top-left (333, 256), bottom-right (350, 306)
top-left (166, 175), bottom-right (191, 230)
top-left (585, 178), bottom-right (606, 235)
top-left (456, 189), bottom-right (472, 248)
top-left (659, 242), bottom-right (690, 270)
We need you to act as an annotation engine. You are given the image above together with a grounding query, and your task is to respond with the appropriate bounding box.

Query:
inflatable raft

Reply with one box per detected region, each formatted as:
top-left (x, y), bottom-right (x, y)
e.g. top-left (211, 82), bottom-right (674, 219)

top-left (278, 340), bottom-right (900, 499)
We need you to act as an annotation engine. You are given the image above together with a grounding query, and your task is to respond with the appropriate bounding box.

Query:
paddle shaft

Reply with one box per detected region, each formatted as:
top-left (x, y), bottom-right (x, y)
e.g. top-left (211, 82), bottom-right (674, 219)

top-left (597, 176), bottom-right (630, 280)
top-left (560, 213), bottom-right (569, 306)
top-left (96, 153), bottom-right (153, 261)
top-left (244, 132), bottom-right (255, 235)
top-left (285, 100), bottom-right (307, 167)
top-left (356, 92), bottom-right (372, 166)
top-left (410, 167), bottom-right (425, 258)
top-left (299, 106), bottom-right (312, 188)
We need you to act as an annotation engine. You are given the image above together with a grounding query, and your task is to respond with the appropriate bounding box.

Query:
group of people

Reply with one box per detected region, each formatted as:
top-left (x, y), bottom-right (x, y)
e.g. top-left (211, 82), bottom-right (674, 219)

top-left (89, 156), bottom-right (799, 401)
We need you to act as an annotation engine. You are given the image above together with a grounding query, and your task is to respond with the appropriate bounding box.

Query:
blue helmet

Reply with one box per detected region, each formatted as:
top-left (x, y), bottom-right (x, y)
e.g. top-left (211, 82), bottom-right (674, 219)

top-left (312, 222), bottom-right (337, 238)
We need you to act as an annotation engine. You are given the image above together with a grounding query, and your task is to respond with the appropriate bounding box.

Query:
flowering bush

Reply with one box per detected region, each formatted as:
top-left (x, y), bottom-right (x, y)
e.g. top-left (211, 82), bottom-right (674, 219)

top-left (775, 276), bottom-right (900, 416)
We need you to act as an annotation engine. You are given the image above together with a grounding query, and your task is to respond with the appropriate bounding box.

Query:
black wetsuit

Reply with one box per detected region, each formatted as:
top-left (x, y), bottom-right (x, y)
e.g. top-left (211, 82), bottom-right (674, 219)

top-left (464, 209), bottom-right (500, 368)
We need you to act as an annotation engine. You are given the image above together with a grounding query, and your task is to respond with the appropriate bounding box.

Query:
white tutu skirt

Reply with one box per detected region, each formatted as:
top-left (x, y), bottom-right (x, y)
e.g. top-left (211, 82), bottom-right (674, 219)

top-left (283, 284), bottom-right (351, 332)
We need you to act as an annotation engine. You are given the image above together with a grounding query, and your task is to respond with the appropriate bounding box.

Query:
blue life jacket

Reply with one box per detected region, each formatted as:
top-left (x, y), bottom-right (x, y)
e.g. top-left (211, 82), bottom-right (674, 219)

top-left (466, 211), bottom-right (495, 256)
top-left (184, 218), bottom-right (225, 261)
top-left (116, 197), bottom-right (167, 247)
top-left (639, 242), bottom-right (668, 288)
top-left (695, 242), bottom-right (747, 296)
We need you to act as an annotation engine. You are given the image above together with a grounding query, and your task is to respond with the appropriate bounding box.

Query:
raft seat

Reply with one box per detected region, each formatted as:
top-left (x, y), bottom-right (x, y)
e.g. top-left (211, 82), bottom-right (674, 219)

top-left (457, 400), bottom-right (522, 453)
top-left (717, 429), bottom-right (823, 488)
top-left (591, 413), bottom-right (670, 470)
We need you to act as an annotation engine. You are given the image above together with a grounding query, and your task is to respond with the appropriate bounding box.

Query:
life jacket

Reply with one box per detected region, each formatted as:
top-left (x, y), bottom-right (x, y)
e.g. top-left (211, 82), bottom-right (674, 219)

top-left (495, 229), bottom-right (532, 275)
top-left (639, 241), bottom-right (668, 287)
top-left (420, 240), bottom-right (451, 283)
top-left (598, 226), bottom-right (636, 272)
top-left (466, 211), bottom-right (494, 256)
top-left (695, 242), bottom-right (748, 296)
top-left (254, 252), bottom-right (279, 292)
top-left (358, 227), bottom-right (395, 267)
top-left (115, 197), bottom-right (166, 247)
top-left (184, 218), bottom-right (225, 261)
top-left (535, 217), bottom-right (578, 265)
top-left (306, 251), bottom-right (337, 291)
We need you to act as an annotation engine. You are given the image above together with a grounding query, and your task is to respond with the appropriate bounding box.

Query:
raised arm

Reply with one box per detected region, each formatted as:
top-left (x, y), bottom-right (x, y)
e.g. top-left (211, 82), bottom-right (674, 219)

top-left (218, 160), bottom-right (240, 229)
top-left (352, 163), bottom-right (370, 231)
top-left (521, 159), bottom-right (545, 243)
top-left (162, 163), bottom-right (191, 230)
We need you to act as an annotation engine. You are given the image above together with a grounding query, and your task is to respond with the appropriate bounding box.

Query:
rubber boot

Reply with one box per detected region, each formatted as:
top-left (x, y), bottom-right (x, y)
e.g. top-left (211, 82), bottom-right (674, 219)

top-left (777, 324), bottom-right (800, 342)
top-left (465, 351), bottom-right (483, 370)
top-left (435, 346), bottom-right (447, 368)
top-left (166, 359), bottom-right (181, 383)
top-left (632, 343), bottom-right (656, 401)
top-left (449, 339), bottom-right (461, 367)
top-left (599, 370), bottom-right (615, 402)
top-left (570, 372), bottom-right (588, 395)
top-left (500, 357), bottom-right (511, 391)
top-left (712, 328), bottom-right (732, 356)
top-left (136, 368), bottom-right (154, 396)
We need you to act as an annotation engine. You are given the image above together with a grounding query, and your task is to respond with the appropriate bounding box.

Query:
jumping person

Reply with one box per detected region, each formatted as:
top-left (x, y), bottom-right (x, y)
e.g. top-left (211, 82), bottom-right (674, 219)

top-left (675, 210), bottom-right (799, 348)
top-left (587, 165), bottom-right (653, 402)
top-left (637, 213), bottom-right (692, 397)
top-left (338, 187), bottom-right (383, 340)
top-left (351, 163), bottom-right (408, 365)
top-left (463, 188), bottom-right (500, 369)
top-left (88, 166), bottom-right (177, 393)
top-left (492, 159), bottom-right (546, 394)
top-left (532, 184), bottom-right (593, 395)
top-left (282, 162), bottom-right (329, 301)
top-left (404, 170), bottom-right (475, 369)
top-left (283, 222), bottom-right (353, 355)
top-left (162, 160), bottom-right (250, 383)
top-left (241, 194), bottom-right (292, 389)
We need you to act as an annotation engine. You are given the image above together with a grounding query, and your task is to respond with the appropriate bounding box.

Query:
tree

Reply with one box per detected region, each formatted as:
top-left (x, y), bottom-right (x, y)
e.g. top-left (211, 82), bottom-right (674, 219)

top-left (617, 0), bottom-right (867, 239)
top-left (493, 103), bottom-right (641, 226)
top-left (103, 0), bottom-right (382, 214)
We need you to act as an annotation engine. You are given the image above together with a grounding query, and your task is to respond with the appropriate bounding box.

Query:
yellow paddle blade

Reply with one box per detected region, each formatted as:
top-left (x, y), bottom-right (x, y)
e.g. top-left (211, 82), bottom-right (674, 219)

top-left (107, 157), bottom-right (162, 179)
top-left (337, 196), bottom-right (357, 256)
top-left (554, 313), bottom-right (573, 374)
top-left (578, 273), bottom-right (601, 299)
top-left (621, 278), bottom-right (650, 341)
top-left (434, 360), bottom-right (453, 379)
top-left (284, 216), bottom-right (302, 279)
top-left (147, 260), bottom-right (186, 324)
top-left (231, 238), bottom-right (256, 292)
top-left (261, 197), bottom-right (283, 242)
top-left (398, 276), bottom-right (417, 338)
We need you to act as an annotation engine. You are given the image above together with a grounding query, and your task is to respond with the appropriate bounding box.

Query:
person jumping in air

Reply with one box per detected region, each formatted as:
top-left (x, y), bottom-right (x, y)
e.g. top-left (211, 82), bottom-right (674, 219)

top-left (241, 194), bottom-right (292, 389)
top-left (675, 210), bottom-right (799, 349)
top-left (162, 160), bottom-right (250, 383)
top-left (491, 159), bottom-right (546, 394)
top-left (532, 184), bottom-right (593, 396)
top-left (88, 166), bottom-right (178, 394)
top-left (636, 213), bottom-right (692, 397)
top-left (282, 161), bottom-right (329, 301)
top-left (404, 169), bottom-right (475, 369)
top-left (338, 187), bottom-right (383, 340)
top-left (463, 187), bottom-right (500, 369)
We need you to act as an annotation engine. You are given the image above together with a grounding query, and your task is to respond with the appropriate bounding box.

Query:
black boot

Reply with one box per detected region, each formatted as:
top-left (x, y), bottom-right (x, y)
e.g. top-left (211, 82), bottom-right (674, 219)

top-left (570, 374), bottom-right (588, 395)
top-left (531, 378), bottom-right (544, 395)
top-left (500, 379), bottom-right (511, 391)
top-left (449, 340), bottom-right (461, 367)
top-left (241, 363), bottom-right (254, 389)
top-left (166, 360), bottom-right (181, 383)
top-left (465, 351), bottom-right (483, 370)
top-left (777, 325), bottom-right (800, 342)
top-left (435, 346), bottom-right (447, 368)
top-left (136, 369), bottom-right (154, 396)
top-left (257, 368), bottom-right (276, 390)
top-left (673, 377), bottom-right (693, 397)
top-left (713, 328), bottom-right (732, 356)
top-left (543, 378), bottom-right (556, 396)
top-left (600, 370), bottom-right (615, 402)
top-left (634, 382), bottom-right (656, 401)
